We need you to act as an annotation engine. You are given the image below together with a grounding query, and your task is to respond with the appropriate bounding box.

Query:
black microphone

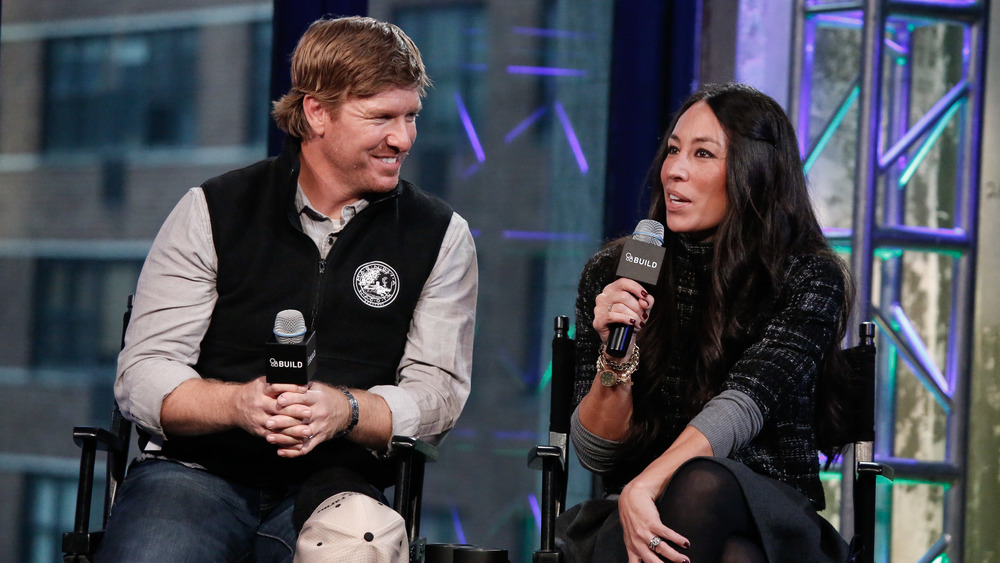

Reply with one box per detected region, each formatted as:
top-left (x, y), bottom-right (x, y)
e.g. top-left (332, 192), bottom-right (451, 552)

top-left (605, 219), bottom-right (665, 357)
top-left (265, 309), bottom-right (317, 384)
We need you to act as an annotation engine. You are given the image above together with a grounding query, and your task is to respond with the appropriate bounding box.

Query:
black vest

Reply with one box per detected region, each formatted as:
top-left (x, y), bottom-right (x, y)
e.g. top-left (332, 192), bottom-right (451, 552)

top-left (160, 140), bottom-right (454, 488)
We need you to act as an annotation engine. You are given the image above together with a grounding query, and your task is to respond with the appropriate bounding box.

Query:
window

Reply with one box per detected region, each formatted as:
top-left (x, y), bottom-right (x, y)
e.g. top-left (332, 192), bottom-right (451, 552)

top-left (248, 20), bottom-right (274, 146)
top-left (44, 29), bottom-right (199, 151)
top-left (31, 259), bottom-right (143, 368)
top-left (20, 475), bottom-right (78, 563)
top-left (392, 6), bottom-right (488, 198)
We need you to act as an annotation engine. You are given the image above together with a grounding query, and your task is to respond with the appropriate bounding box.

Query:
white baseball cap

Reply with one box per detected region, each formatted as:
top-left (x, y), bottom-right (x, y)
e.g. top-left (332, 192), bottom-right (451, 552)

top-left (294, 491), bottom-right (409, 563)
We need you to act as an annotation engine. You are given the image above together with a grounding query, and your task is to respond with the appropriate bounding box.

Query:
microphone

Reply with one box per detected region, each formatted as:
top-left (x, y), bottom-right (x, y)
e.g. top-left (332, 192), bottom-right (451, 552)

top-left (605, 219), bottom-right (666, 357)
top-left (265, 309), bottom-right (317, 384)
top-left (273, 309), bottom-right (306, 343)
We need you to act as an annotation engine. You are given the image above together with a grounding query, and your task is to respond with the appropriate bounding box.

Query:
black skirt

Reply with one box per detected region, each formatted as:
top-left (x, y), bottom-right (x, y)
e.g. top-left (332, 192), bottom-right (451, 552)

top-left (555, 457), bottom-right (850, 563)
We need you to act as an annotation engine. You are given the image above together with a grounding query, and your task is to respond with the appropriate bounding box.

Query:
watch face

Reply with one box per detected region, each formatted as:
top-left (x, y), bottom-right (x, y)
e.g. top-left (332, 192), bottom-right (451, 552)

top-left (600, 370), bottom-right (618, 387)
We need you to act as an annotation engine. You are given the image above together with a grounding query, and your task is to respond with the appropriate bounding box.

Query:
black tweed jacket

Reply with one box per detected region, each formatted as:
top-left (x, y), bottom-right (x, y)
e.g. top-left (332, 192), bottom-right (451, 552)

top-left (571, 235), bottom-right (845, 509)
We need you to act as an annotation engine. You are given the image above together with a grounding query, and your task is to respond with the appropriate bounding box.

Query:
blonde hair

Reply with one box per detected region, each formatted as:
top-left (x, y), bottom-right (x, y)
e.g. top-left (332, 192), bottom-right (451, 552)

top-left (271, 16), bottom-right (430, 139)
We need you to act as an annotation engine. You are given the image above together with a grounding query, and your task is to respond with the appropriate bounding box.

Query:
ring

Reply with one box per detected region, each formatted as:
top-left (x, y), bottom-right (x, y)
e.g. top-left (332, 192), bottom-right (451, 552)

top-left (607, 303), bottom-right (613, 312)
top-left (649, 536), bottom-right (662, 550)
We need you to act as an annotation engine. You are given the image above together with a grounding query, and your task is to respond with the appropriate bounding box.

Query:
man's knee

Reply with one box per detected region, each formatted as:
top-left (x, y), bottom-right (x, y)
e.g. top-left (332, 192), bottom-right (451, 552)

top-left (95, 459), bottom-right (257, 562)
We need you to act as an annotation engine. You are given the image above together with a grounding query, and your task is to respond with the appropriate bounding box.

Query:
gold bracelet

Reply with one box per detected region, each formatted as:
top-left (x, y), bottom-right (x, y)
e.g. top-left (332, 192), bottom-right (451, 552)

top-left (596, 344), bottom-right (639, 387)
top-left (598, 344), bottom-right (639, 371)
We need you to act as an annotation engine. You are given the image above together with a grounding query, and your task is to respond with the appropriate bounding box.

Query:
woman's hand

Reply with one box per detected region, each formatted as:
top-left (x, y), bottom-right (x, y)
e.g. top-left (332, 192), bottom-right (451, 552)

top-left (620, 475), bottom-right (691, 563)
top-left (576, 279), bottom-right (652, 441)
top-left (618, 427), bottom-right (710, 562)
top-left (594, 278), bottom-right (654, 344)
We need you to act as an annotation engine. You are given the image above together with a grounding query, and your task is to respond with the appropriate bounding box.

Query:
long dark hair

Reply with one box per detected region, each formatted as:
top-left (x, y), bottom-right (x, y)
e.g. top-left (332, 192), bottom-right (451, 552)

top-left (630, 83), bottom-right (854, 461)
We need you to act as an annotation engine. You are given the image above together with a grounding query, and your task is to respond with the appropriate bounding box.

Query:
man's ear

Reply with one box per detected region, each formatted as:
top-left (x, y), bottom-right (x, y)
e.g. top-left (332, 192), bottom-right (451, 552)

top-left (302, 95), bottom-right (327, 138)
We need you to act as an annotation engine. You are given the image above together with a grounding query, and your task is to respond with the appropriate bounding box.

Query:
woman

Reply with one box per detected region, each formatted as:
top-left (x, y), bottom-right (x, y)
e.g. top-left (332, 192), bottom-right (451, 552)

top-left (561, 83), bottom-right (853, 563)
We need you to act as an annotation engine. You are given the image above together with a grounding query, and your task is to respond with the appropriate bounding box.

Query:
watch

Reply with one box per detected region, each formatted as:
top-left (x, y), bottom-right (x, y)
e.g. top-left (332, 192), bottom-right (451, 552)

top-left (600, 369), bottom-right (619, 387)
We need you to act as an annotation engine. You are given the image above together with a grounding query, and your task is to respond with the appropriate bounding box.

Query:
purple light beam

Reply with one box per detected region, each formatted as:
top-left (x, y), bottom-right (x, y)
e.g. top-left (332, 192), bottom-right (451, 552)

top-left (529, 494), bottom-right (542, 532)
top-left (554, 101), bottom-right (589, 174)
top-left (454, 92), bottom-right (486, 163)
top-left (450, 503), bottom-right (467, 544)
top-left (512, 26), bottom-right (590, 39)
top-left (505, 107), bottom-right (548, 143)
top-left (502, 230), bottom-right (590, 242)
top-left (507, 65), bottom-right (587, 77)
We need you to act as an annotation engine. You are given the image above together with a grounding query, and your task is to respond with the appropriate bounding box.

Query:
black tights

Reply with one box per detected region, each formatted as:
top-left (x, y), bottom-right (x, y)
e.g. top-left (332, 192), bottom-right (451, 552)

top-left (655, 459), bottom-right (766, 563)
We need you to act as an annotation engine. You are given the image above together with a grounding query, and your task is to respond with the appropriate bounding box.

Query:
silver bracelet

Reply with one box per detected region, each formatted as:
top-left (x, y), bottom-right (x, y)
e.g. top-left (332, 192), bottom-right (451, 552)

top-left (333, 386), bottom-right (359, 438)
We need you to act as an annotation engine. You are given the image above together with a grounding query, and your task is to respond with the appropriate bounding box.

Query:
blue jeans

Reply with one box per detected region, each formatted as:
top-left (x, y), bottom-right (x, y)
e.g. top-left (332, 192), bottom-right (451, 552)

top-left (94, 458), bottom-right (297, 563)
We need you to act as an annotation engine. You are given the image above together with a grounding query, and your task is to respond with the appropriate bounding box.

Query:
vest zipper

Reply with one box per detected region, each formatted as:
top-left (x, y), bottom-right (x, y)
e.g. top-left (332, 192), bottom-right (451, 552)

top-left (308, 232), bottom-right (335, 331)
top-left (310, 258), bottom-right (327, 331)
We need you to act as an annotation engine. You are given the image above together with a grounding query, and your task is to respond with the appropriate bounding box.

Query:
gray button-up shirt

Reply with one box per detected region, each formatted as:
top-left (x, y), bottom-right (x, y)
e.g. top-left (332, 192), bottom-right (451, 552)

top-left (116, 186), bottom-right (478, 449)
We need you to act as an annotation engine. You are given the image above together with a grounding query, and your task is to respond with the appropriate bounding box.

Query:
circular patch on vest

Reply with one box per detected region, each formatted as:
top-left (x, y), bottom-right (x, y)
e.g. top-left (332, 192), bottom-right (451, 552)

top-left (353, 261), bottom-right (399, 308)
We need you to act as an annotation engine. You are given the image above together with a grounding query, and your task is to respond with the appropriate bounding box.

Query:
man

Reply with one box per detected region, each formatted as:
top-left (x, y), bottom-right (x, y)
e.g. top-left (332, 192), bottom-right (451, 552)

top-left (97, 16), bottom-right (477, 562)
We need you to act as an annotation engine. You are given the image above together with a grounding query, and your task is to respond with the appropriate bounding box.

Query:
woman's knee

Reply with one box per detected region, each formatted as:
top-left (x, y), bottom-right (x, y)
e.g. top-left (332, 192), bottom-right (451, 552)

top-left (719, 535), bottom-right (766, 563)
top-left (662, 458), bottom-right (742, 505)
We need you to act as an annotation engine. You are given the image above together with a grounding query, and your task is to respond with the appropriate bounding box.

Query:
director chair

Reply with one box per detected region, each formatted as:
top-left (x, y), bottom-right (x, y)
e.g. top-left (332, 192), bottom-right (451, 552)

top-left (62, 295), bottom-right (438, 562)
top-left (528, 316), bottom-right (893, 563)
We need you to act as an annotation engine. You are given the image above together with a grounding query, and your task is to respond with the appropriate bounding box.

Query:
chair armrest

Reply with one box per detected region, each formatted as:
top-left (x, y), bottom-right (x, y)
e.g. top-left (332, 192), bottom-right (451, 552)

top-left (72, 426), bottom-right (127, 454)
top-left (388, 435), bottom-right (437, 548)
top-left (528, 444), bottom-right (564, 470)
top-left (389, 435), bottom-right (439, 462)
top-left (857, 460), bottom-right (895, 482)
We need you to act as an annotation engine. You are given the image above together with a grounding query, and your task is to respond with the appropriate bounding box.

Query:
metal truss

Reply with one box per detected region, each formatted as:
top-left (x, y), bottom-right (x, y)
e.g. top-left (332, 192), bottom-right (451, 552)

top-left (790, 1), bottom-right (988, 561)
